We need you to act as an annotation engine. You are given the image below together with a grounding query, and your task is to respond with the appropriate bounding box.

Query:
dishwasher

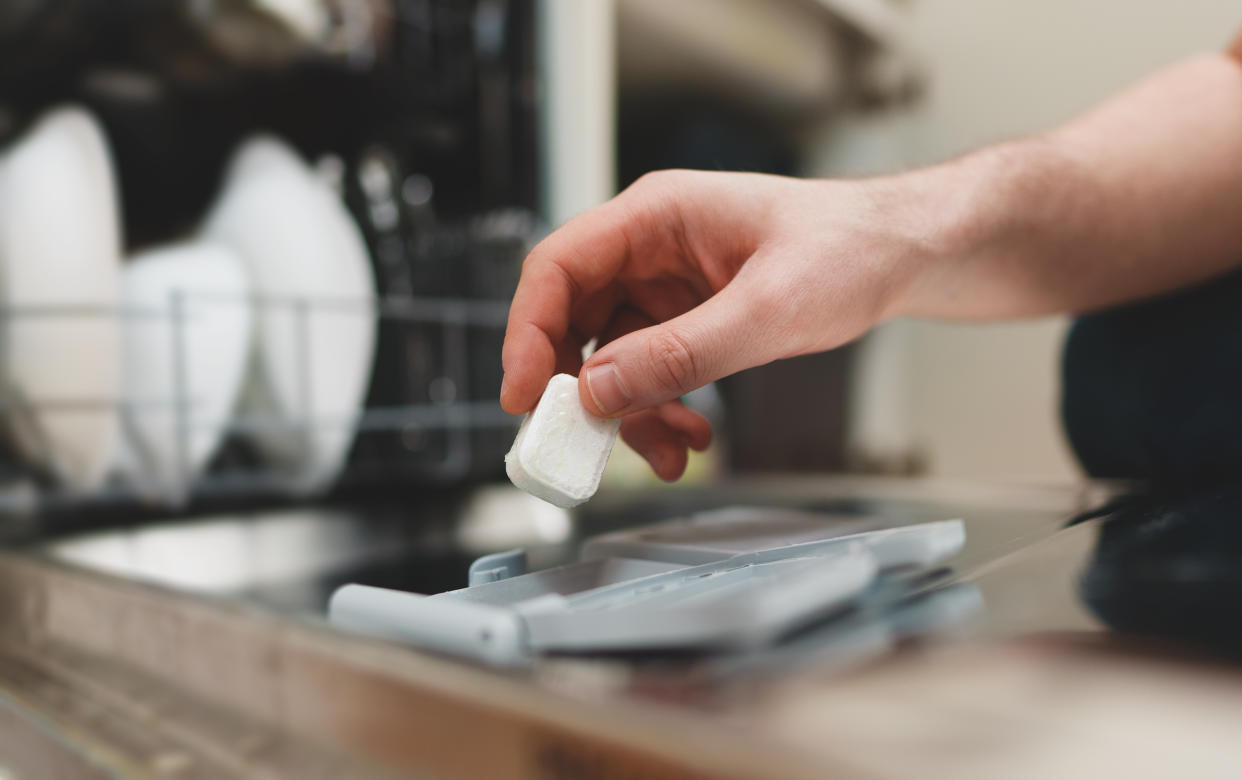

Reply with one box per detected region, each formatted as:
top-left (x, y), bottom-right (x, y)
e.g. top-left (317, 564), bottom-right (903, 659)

top-left (0, 3), bottom-right (1157, 779)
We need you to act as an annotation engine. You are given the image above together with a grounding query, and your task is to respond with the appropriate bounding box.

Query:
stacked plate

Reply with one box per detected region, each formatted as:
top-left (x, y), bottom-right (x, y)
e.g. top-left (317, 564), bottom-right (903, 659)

top-left (203, 136), bottom-right (377, 495)
top-left (0, 108), bottom-right (378, 501)
top-left (0, 107), bottom-right (122, 492)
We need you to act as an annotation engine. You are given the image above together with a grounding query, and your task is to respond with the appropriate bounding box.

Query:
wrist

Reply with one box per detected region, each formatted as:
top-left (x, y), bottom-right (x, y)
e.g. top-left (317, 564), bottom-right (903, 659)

top-left (887, 136), bottom-right (1083, 319)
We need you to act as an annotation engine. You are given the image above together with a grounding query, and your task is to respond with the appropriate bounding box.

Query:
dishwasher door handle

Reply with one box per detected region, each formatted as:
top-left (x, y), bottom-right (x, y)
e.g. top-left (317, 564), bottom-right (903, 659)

top-left (329, 583), bottom-right (529, 667)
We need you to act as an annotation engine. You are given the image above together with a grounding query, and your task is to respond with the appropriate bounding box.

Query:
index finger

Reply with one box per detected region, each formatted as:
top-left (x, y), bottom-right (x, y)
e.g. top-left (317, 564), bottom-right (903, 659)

top-left (501, 201), bottom-right (637, 413)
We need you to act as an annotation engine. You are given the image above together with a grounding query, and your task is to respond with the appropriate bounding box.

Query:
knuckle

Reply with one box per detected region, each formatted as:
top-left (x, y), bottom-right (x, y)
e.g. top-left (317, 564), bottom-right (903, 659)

top-left (747, 275), bottom-right (779, 312)
top-left (627, 169), bottom-right (692, 198)
top-left (520, 236), bottom-right (551, 271)
top-left (647, 328), bottom-right (700, 393)
top-left (630, 170), bottom-right (669, 193)
top-left (748, 271), bottom-right (794, 322)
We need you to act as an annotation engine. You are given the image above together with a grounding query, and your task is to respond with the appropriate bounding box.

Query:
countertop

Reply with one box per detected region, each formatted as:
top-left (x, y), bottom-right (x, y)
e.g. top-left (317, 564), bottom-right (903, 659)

top-left (1, 476), bottom-right (1239, 779)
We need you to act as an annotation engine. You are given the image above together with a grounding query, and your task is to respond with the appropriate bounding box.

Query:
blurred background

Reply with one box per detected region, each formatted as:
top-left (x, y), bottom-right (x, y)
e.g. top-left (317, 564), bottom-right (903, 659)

top-left (0, 0), bottom-right (1235, 564)
top-left (5, 7), bottom-right (1242, 774)
top-left (2, 6), bottom-right (1242, 775)
top-left (824, 0), bottom-right (1241, 484)
top-left (522, 0), bottom-right (1238, 488)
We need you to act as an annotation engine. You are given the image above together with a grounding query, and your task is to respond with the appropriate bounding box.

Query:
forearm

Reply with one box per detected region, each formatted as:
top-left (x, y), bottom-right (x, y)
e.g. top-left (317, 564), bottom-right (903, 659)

top-left (894, 52), bottom-right (1242, 319)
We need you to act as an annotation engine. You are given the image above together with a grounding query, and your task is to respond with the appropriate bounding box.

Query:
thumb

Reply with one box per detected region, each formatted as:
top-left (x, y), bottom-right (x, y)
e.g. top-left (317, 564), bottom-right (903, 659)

top-left (578, 282), bottom-right (776, 417)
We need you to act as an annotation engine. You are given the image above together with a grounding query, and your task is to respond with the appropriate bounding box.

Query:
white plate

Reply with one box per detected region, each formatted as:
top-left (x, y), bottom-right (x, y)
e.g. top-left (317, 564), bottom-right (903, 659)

top-left (202, 136), bottom-right (377, 493)
top-left (0, 106), bottom-right (122, 490)
top-left (114, 241), bottom-right (252, 502)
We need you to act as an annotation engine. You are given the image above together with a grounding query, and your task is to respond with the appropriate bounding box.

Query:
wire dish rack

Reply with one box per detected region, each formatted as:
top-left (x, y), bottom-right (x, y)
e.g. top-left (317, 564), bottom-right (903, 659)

top-left (0, 292), bottom-right (518, 518)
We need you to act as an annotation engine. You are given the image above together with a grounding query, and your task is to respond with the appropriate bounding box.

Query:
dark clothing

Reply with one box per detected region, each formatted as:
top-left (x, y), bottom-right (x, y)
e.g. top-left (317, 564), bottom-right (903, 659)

top-left (1062, 266), bottom-right (1242, 487)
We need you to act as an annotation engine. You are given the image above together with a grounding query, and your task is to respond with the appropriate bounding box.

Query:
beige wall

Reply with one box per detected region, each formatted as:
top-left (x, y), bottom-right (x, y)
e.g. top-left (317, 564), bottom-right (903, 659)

top-left (821, 1), bottom-right (1241, 482)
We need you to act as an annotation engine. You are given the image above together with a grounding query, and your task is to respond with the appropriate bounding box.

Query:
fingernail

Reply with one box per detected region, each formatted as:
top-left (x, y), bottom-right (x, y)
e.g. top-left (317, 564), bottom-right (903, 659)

top-left (499, 374), bottom-right (510, 401)
top-left (585, 363), bottom-right (631, 416)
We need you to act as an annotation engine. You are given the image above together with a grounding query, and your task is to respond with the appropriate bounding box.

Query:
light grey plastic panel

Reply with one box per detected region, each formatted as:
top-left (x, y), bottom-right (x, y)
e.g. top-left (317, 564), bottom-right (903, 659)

top-left (329, 584), bottom-right (529, 666)
top-left (582, 509), bottom-right (965, 570)
top-left (445, 557), bottom-right (686, 607)
top-left (327, 518), bottom-right (967, 665)
top-left (523, 545), bottom-right (878, 651)
top-left (580, 506), bottom-right (887, 564)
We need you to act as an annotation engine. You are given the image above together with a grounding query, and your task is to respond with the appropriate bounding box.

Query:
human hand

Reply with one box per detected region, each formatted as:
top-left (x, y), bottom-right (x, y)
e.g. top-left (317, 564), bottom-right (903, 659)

top-left (512, 53), bottom-right (1242, 481)
top-left (501, 169), bottom-right (934, 480)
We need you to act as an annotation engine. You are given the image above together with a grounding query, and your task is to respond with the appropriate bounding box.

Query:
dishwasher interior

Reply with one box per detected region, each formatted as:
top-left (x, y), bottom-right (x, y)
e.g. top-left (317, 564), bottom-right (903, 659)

top-left (24, 479), bottom-right (1084, 641)
top-left (0, 0), bottom-right (924, 623)
top-left (0, 0), bottom-right (542, 516)
top-left (0, 0), bottom-right (1088, 707)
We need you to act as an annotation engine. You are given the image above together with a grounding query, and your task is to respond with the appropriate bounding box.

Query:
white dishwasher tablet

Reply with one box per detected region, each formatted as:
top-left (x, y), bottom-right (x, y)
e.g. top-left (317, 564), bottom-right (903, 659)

top-left (505, 373), bottom-right (621, 507)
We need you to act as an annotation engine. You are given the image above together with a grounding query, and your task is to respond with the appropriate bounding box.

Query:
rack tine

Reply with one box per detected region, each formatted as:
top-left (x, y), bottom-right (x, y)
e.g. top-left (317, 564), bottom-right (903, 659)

top-left (170, 289), bottom-right (192, 504)
top-left (0, 290), bottom-right (520, 510)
